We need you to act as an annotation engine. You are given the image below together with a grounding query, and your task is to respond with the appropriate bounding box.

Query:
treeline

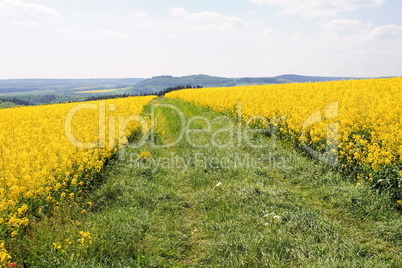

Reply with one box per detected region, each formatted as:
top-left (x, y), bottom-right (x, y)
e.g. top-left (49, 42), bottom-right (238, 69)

top-left (132, 75), bottom-right (234, 92)
top-left (0, 97), bottom-right (32, 106)
top-left (84, 85), bottom-right (201, 101)
top-left (24, 95), bottom-right (86, 105)
top-left (0, 95), bottom-right (87, 107)
top-left (156, 85), bottom-right (202, 97)
top-left (85, 93), bottom-right (137, 101)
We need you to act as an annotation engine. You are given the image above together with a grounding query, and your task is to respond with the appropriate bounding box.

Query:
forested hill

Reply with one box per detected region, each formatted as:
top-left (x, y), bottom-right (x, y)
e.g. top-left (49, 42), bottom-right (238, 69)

top-left (131, 74), bottom-right (367, 92)
top-left (131, 75), bottom-right (236, 92)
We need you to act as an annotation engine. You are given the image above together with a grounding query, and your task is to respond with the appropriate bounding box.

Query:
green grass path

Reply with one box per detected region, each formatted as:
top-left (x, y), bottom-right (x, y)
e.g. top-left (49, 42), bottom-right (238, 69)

top-left (24, 97), bottom-right (402, 267)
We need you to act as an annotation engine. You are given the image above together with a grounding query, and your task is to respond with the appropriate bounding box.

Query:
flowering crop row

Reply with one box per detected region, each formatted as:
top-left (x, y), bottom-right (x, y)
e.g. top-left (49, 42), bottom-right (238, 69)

top-left (167, 78), bottom-right (402, 198)
top-left (0, 96), bottom-right (155, 264)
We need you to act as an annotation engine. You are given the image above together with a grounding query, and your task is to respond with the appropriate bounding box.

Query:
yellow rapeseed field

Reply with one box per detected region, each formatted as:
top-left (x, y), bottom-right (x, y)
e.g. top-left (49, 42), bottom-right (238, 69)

top-left (0, 96), bottom-right (155, 263)
top-left (167, 78), bottom-right (402, 197)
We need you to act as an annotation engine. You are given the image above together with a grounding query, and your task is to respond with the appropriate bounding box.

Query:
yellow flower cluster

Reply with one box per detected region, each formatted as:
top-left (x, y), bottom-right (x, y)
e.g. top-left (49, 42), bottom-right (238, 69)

top-left (78, 231), bottom-right (93, 247)
top-left (0, 96), bottom-right (155, 258)
top-left (167, 78), bottom-right (402, 194)
top-left (50, 230), bottom-right (93, 257)
top-left (0, 241), bottom-right (11, 265)
top-left (138, 150), bottom-right (151, 159)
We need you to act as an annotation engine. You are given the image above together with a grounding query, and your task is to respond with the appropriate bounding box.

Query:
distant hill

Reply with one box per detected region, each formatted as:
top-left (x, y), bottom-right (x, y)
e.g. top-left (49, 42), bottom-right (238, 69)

top-left (273, 74), bottom-right (361, 83)
top-left (0, 78), bottom-right (145, 94)
top-left (131, 75), bottom-right (236, 92)
top-left (130, 74), bottom-right (368, 94)
top-left (130, 73), bottom-right (363, 93)
top-left (236, 77), bottom-right (292, 85)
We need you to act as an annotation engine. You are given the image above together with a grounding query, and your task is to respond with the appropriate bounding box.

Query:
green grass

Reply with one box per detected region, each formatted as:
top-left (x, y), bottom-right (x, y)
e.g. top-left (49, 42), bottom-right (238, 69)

top-left (13, 97), bottom-right (402, 267)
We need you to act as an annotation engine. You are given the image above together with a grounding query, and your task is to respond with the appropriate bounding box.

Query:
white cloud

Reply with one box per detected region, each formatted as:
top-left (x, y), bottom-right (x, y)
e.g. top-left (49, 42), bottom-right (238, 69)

top-left (0, 0), bottom-right (60, 19)
top-left (169, 7), bottom-right (190, 17)
top-left (169, 8), bottom-right (246, 30)
top-left (368, 24), bottom-right (402, 40)
top-left (98, 30), bottom-right (130, 39)
top-left (321, 19), bottom-right (372, 34)
top-left (187, 11), bottom-right (246, 29)
top-left (250, 0), bottom-right (386, 17)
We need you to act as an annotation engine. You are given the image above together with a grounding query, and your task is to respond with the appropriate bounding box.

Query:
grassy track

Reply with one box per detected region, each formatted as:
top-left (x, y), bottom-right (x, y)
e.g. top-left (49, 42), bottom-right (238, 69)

top-left (20, 97), bottom-right (402, 267)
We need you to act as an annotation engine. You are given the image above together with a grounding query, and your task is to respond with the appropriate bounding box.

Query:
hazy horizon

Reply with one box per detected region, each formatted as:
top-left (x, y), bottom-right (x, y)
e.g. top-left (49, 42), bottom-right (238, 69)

top-left (0, 73), bottom-right (393, 80)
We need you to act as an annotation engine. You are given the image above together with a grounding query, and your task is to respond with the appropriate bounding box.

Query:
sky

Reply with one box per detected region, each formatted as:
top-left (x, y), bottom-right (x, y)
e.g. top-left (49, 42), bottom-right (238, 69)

top-left (0, 0), bottom-right (402, 78)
